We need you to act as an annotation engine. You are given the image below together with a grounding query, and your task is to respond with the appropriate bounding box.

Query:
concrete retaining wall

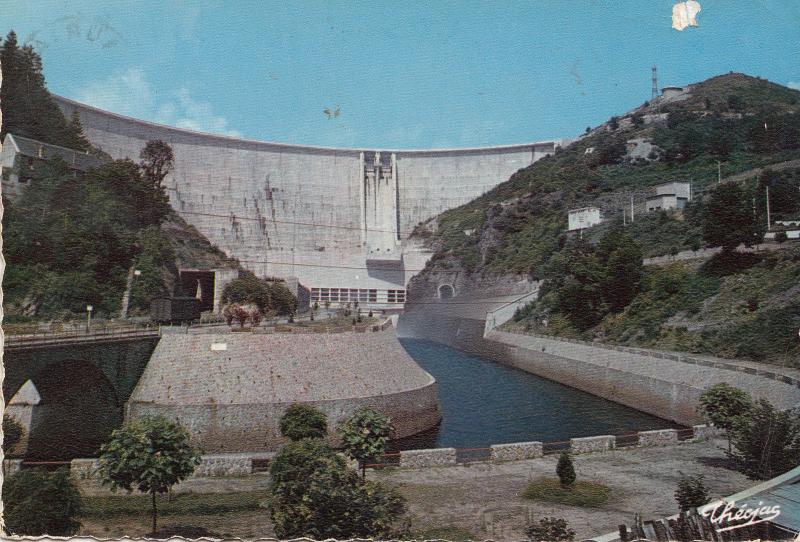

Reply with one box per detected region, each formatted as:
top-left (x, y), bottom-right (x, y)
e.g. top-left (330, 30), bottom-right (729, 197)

top-left (490, 441), bottom-right (543, 461)
top-left (399, 447), bottom-right (457, 468)
top-left (570, 435), bottom-right (615, 454)
top-left (398, 307), bottom-right (800, 427)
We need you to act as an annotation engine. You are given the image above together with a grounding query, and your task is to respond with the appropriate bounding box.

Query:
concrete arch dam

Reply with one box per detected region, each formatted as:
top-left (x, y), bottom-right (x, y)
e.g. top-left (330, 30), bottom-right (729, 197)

top-left (53, 96), bottom-right (565, 306)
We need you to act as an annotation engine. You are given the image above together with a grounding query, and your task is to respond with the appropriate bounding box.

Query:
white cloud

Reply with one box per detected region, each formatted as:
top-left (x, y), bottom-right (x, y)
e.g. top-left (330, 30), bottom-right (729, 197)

top-left (788, 81), bottom-right (800, 90)
top-left (76, 68), bottom-right (242, 137)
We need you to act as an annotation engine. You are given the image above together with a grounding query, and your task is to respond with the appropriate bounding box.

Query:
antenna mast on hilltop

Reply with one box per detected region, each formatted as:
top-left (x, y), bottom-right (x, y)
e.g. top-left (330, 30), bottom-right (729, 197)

top-left (652, 65), bottom-right (659, 100)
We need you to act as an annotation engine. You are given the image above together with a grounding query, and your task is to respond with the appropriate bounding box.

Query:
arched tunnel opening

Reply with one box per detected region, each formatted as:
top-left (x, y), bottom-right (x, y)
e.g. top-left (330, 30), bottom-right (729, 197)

top-left (438, 284), bottom-right (455, 300)
top-left (13, 360), bottom-right (123, 461)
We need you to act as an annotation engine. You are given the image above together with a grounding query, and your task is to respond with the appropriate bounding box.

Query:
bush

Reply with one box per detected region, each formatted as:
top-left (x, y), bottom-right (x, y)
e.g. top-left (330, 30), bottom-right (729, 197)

top-left (279, 404), bottom-right (328, 441)
top-left (3, 468), bottom-right (83, 536)
top-left (525, 517), bottom-right (575, 542)
top-left (556, 452), bottom-right (576, 487)
top-left (728, 399), bottom-right (800, 480)
top-left (674, 473), bottom-right (710, 511)
top-left (268, 439), bottom-right (406, 539)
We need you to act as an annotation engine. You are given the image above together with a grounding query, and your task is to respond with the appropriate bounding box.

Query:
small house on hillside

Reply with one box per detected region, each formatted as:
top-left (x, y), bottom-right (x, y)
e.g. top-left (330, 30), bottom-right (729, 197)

top-left (646, 181), bottom-right (692, 212)
top-left (0, 133), bottom-right (106, 199)
top-left (568, 207), bottom-right (602, 231)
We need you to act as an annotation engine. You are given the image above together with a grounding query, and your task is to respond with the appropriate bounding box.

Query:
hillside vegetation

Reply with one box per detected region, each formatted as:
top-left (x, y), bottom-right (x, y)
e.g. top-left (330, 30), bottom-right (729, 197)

top-left (1, 31), bottom-right (238, 321)
top-left (411, 73), bottom-right (800, 365)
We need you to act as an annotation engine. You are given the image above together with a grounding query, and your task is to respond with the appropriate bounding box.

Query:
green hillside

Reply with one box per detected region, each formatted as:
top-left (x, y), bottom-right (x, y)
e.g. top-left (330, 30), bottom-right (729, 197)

top-left (1, 31), bottom-right (239, 322)
top-left (410, 73), bottom-right (800, 365)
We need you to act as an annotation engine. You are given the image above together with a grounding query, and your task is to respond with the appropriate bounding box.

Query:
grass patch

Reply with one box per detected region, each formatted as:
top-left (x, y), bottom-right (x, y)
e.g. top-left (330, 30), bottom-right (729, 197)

top-left (522, 478), bottom-right (611, 508)
top-left (408, 525), bottom-right (478, 541)
top-left (83, 491), bottom-right (265, 518)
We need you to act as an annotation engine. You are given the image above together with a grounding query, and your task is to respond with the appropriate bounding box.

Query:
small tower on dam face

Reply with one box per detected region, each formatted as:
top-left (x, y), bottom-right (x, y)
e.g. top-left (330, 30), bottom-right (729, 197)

top-left (361, 150), bottom-right (400, 260)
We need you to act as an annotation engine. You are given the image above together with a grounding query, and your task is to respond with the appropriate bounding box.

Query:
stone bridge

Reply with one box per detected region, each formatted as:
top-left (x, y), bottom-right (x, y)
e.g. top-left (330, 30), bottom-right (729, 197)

top-left (4, 332), bottom-right (159, 459)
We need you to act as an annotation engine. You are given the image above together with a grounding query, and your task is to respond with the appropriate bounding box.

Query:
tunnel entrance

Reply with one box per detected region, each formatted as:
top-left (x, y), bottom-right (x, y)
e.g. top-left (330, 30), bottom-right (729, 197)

top-left (178, 269), bottom-right (215, 312)
top-left (438, 284), bottom-right (455, 299)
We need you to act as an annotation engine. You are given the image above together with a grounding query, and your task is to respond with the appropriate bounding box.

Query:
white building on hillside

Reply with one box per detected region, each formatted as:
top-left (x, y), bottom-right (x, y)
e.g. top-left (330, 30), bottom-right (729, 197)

top-left (646, 181), bottom-right (692, 211)
top-left (568, 207), bottom-right (602, 231)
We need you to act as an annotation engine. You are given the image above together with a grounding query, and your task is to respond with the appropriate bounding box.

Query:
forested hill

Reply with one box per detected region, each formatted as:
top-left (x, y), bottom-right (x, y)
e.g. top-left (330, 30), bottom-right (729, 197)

top-left (1, 30), bottom-right (238, 322)
top-left (409, 73), bottom-right (800, 365)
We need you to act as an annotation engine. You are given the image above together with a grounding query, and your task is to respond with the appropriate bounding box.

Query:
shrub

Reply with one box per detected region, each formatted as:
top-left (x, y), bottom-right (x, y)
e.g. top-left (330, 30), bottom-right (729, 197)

top-left (728, 399), bottom-right (800, 480)
top-left (279, 404), bottom-right (328, 441)
top-left (525, 517), bottom-right (575, 542)
top-left (268, 439), bottom-right (406, 539)
top-left (674, 473), bottom-right (709, 511)
top-left (556, 452), bottom-right (576, 487)
top-left (3, 468), bottom-right (82, 536)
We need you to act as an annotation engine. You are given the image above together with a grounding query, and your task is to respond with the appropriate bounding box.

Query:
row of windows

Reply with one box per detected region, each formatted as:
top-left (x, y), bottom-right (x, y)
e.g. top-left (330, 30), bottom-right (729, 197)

top-left (310, 288), bottom-right (406, 304)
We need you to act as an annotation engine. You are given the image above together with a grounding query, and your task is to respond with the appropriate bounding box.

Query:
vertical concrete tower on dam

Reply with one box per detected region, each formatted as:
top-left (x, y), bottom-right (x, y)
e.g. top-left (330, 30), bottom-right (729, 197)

top-left (54, 96), bottom-right (565, 308)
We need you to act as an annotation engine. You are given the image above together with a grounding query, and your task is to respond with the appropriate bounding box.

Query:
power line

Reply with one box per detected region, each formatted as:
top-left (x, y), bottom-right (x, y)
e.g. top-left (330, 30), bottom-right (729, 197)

top-left (175, 209), bottom-right (425, 236)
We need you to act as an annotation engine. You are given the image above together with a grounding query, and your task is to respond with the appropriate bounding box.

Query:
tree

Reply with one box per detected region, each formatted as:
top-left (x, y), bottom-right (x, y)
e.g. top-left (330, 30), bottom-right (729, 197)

top-left (338, 407), bottom-right (394, 478)
top-left (525, 517), bottom-right (575, 542)
top-left (674, 473), bottom-right (709, 511)
top-left (221, 272), bottom-right (271, 313)
top-left (3, 468), bottom-right (82, 536)
top-left (702, 184), bottom-right (763, 252)
top-left (139, 140), bottom-right (174, 190)
top-left (775, 231), bottom-right (788, 244)
top-left (556, 452), bottom-right (576, 488)
top-left (268, 439), bottom-right (406, 539)
top-left (1, 31), bottom-right (84, 148)
top-left (269, 281), bottom-right (299, 315)
top-left (698, 383), bottom-right (753, 450)
top-left (98, 415), bottom-right (201, 533)
top-left (69, 110), bottom-right (90, 151)
top-left (728, 399), bottom-right (800, 480)
top-left (223, 303), bottom-right (253, 328)
top-left (279, 403), bottom-right (328, 441)
top-left (602, 236), bottom-right (643, 312)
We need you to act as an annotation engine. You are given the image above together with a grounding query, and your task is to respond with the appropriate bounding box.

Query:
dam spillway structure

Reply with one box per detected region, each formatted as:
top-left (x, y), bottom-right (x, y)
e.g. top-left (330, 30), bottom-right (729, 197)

top-left (126, 327), bottom-right (441, 452)
top-left (51, 96), bottom-right (565, 309)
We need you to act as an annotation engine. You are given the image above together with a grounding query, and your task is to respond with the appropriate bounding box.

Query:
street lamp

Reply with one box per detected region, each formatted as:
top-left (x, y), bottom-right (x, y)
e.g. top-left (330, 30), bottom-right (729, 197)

top-left (86, 305), bottom-right (93, 332)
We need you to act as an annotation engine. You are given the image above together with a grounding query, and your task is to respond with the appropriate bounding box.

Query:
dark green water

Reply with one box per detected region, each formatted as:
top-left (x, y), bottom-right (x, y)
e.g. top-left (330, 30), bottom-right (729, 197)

top-left (397, 338), bottom-right (682, 449)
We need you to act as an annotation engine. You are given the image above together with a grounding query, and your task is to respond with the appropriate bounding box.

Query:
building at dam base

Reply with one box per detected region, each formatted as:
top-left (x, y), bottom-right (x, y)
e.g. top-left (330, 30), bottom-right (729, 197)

top-left (52, 96), bottom-right (565, 308)
top-left (126, 328), bottom-right (441, 452)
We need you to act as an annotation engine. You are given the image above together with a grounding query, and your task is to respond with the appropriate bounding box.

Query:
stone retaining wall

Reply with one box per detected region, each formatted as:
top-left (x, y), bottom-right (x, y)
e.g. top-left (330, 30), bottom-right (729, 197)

top-left (570, 435), bottom-right (615, 454)
top-left (490, 441), bottom-right (543, 461)
top-left (399, 448), bottom-right (457, 468)
top-left (7, 425), bottom-right (718, 478)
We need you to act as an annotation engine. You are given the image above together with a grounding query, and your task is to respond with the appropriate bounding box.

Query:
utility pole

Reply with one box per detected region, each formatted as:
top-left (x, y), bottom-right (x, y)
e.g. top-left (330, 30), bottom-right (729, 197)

top-left (717, 160), bottom-right (722, 185)
top-left (651, 66), bottom-right (658, 100)
top-left (630, 194), bottom-right (635, 223)
top-left (623, 207), bottom-right (627, 226)
top-left (766, 185), bottom-right (771, 231)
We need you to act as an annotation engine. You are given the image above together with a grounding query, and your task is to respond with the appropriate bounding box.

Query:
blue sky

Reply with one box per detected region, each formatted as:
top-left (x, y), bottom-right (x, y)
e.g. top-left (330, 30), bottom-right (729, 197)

top-left (3, 1), bottom-right (800, 148)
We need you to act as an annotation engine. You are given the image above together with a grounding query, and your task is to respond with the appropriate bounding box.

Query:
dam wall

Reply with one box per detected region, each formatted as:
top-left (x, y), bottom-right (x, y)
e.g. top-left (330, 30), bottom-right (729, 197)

top-left (125, 327), bottom-right (440, 452)
top-left (53, 96), bottom-right (563, 305)
top-left (398, 304), bottom-right (800, 426)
